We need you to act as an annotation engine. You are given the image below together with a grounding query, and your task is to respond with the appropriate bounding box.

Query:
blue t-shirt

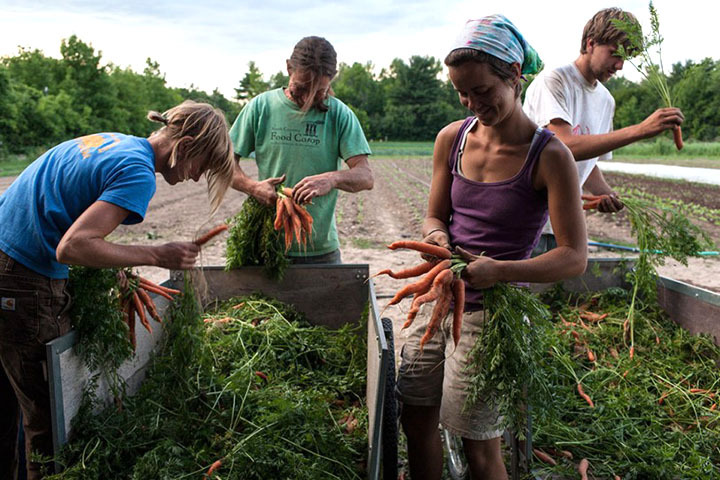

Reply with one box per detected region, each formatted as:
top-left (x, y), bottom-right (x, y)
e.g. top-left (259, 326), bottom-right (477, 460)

top-left (0, 133), bottom-right (156, 278)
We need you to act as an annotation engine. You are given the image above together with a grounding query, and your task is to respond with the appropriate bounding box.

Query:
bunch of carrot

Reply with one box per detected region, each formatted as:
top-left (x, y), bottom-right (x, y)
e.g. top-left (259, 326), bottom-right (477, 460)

top-left (375, 240), bottom-right (465, 348)
top-left (117, 271), bottom-right (181, 348)
top-left (274, 187), bottom-right (313, 251)
top-left (116, 224), bottom-right (226, 349)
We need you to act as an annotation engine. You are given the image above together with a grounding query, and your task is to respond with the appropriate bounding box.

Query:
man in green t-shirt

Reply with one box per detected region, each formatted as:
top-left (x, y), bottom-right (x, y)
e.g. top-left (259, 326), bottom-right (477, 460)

top-left (230, 36), bottom-right (373, 263)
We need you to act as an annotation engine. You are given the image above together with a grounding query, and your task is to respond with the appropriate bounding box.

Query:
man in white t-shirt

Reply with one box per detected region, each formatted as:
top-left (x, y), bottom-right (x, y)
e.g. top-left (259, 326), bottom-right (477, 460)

top-left (524, 7), bottom-right (684, 252)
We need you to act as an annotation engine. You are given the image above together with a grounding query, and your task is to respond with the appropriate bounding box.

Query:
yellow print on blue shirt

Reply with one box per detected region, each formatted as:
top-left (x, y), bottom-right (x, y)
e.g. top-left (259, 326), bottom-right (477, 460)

top-left (76, 133), bottom-right (121, 159)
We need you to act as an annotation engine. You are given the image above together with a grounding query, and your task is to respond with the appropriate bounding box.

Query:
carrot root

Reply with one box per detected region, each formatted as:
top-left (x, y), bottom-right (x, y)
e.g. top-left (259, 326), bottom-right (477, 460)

top-left (194, 224), bottom-right (229, 246)
top-left (673, 126), bottom-right (683, 150)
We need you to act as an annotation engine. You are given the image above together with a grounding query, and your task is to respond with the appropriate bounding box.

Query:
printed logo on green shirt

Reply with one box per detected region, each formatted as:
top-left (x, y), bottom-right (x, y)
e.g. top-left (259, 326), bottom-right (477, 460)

top-left (270, 121), bottom-right (325, 147)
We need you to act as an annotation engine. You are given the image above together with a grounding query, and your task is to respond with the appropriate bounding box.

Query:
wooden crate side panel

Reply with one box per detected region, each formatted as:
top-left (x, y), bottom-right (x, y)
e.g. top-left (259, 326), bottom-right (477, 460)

top-left (175, 265), bottom-right (370, 329)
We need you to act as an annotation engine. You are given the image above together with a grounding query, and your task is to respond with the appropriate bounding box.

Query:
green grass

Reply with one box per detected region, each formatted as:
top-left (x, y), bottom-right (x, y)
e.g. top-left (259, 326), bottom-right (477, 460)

top-left (0, 147), bottom-right (46, 176)
top-left (613, 138), bottom-right (720, 164)
top-left (369, 141), bottom-right (434, 157)
top-left (2, 139), bottom-right (720, 179)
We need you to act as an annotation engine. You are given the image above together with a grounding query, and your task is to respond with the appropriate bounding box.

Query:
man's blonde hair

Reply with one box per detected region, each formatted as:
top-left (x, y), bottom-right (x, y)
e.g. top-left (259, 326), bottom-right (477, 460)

top-left (147, 100), bottom-right (234, 214)
top-left (580, 8), bottom-right (641, 54)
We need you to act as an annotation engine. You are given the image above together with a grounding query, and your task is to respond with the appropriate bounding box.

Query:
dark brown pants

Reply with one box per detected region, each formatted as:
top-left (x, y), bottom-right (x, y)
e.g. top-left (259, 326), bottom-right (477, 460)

top-left (0, 251), bottom-right (71, 480)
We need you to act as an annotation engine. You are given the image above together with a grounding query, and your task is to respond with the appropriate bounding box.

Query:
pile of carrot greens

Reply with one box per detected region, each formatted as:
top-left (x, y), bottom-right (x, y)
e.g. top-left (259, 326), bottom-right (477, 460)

top-left (48, 285), bottom-right (368, 479)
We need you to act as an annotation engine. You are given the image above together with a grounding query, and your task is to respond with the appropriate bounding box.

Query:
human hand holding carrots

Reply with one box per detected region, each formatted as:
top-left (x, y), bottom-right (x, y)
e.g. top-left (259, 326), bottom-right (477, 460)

top-left (376, 240), bottom-right (465, 349)
top-left (455, 246), bottom-right (501, 290)
top-left (251, 175), bottom-right (286, 206)
top-left (582, 194), bottom-right (623, 213)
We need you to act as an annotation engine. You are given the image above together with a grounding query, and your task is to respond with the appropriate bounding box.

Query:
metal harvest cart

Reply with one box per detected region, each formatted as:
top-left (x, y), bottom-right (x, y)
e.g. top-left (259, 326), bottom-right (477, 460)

top-left (45, 264), bottom-right (394, 479)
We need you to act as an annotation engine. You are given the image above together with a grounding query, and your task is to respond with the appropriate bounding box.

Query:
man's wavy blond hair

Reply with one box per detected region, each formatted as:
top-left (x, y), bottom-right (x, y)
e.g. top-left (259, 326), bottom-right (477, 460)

top-left (147, 100), bottom-right (234, 214)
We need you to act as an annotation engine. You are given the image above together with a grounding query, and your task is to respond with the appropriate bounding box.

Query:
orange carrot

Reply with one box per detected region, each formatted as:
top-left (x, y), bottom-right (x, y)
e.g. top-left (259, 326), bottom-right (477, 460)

top-left (206, 459), bottom-right (223, 477)
top-left (194, 224), bottom-right (228, 246)
top-left (274, 197), bottom-right (286, 230)
top-left (583, 199), bottom-right (601, 210)
top-left (385, 260), bottom-right (451, 307)
top-left (578, 458), bottom-right (590, 480)
top-left (689, 388), bottom-right (713, 395)
top-left (132, 291), bottom-right (152, 334)
top-left (411, 269), bottom-right (451, 311)
top-left (137, 287), bottom-right (162, 323)
top-left (419, 279), bottom-right (453, 350)
top-left (293, 201), bottom-right (313, 234)
top-left (533, 448), bottom-right (557, 466)
top-left (284, 197), bottom-right (304, 247)
top-left (577, 383), bottom-right (594, 408)
top-left (372, 261), bottom-right (438, 280)
top-left (420, 270), bottom-right (453, 351)
top-left (579, 311), bottom-right (608, 323)
top-left (282, 206), bottom-right (293, 251)
top-left (587, 348), bottom-right (596, 363)
top-left (387, 240), bottom-right (452, 259)
top-left (139, 282), bottom-right (174, 301)
top-left (451, 277), bottom-right (465, 348)
top-left (137, 276), bottom-right (181, 295)
top-left (673, 126), bottom-right (683, 150)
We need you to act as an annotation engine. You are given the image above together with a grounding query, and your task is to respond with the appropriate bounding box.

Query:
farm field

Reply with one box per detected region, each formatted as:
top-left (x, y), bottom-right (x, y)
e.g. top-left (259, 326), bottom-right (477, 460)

top-left (1, 156), bottom-right (716, 297)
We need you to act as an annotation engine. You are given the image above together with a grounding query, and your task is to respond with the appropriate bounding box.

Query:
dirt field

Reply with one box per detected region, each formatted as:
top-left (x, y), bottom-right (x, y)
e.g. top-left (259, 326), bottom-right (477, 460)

top-left (2, 157), bottom-right (717, 297)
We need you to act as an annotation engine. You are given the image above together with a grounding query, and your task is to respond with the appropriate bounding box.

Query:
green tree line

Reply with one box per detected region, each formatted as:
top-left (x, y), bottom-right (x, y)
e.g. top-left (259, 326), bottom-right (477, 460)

top-left (1, 35), bottom-right (719, 155)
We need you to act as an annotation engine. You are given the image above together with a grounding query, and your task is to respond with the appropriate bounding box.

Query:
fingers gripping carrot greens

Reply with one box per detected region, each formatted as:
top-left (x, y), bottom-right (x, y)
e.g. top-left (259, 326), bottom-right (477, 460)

top-left (225, 196), bottom-right (289, 280)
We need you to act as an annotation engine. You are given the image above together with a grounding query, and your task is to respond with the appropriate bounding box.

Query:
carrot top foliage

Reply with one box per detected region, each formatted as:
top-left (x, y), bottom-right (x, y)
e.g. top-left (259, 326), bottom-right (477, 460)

top-left (533, 286), bottom-right (720, 479)
top-left (48, 289), bottom-right (369, 479)
top-left (225, 196), bottom-right (289, 280)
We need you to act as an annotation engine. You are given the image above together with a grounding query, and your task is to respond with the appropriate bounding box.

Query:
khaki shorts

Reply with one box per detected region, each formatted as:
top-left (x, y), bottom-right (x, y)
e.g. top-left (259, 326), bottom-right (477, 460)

top-left (396, 306), bottom-right (504, 441)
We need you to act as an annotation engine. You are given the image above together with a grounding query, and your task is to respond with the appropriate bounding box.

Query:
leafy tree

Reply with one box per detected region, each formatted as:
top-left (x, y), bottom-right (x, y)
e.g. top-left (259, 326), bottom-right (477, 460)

top-left (382, 56), bottom-right (463, 140)
top-left (235, 61), bottom-right (269, 104)
top-left (673, 58), bottom-right (720, 141)
top-left (269, 71), bottom-right (289, 89)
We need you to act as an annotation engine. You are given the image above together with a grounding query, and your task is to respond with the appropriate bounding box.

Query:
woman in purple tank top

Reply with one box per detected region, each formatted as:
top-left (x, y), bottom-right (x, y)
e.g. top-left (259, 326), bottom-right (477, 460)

top-left (396, 15), bottom-right (588, 480)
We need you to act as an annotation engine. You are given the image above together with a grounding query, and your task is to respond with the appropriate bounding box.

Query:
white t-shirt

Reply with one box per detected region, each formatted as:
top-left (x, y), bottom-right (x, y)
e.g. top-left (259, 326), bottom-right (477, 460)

top-left (523, 62), bottom-right (615, 233)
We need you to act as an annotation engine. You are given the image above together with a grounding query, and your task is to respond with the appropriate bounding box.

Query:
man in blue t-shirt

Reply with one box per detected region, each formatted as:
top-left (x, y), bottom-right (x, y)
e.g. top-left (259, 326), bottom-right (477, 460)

top-left (0, 101), bottom-right (236, 480)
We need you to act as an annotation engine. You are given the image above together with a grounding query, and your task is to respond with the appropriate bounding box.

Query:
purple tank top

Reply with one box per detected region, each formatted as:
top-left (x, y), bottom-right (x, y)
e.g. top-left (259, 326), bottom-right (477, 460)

top-left (448, 117), bottom-right (553, 310)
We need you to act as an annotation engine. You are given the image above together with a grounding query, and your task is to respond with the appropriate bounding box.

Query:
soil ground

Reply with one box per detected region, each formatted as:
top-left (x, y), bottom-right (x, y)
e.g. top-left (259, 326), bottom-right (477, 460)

top-left (4, 157), bottom-right (716, 301)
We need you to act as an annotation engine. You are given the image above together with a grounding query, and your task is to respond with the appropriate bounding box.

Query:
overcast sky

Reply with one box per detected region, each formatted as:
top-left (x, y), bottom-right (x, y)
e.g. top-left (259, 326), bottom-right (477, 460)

top-left (1, 0), bottom-right (716, 99)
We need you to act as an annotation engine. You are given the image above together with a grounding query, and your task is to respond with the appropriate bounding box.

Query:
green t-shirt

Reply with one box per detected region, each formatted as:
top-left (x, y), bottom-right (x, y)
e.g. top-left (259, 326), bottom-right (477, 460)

top-left (229, 88), bottom-right (371, 256)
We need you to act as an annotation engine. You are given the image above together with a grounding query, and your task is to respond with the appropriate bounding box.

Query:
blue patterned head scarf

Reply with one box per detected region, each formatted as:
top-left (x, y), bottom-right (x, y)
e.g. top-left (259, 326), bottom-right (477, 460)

top-left (450, 14), bottom-right (543, 75)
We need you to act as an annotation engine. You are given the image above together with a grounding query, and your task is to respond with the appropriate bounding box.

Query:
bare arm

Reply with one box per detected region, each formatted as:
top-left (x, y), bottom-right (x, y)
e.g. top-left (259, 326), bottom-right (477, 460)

top-left (548, 106), bottom-right (684, 161)
top-left (292, 154), bottom-right (374, 205)
top-left (460, 138), bottom-right (588, 288)
top-left (56, 200), bottom-right (200, 270)
top-left (420, 123), bottom-right (460, 253)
